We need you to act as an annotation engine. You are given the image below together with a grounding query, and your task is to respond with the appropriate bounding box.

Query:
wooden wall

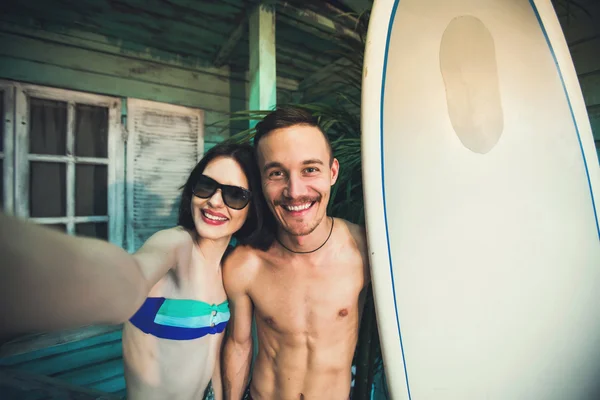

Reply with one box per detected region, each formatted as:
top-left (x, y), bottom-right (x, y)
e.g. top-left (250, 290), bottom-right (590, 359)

top-left (0, 21), bottom-right (299, 150)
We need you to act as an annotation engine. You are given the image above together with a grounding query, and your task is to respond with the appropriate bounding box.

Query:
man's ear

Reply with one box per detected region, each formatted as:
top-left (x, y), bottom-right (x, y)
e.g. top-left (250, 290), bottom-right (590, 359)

top-left (330, 157), bottom-right (340, 185)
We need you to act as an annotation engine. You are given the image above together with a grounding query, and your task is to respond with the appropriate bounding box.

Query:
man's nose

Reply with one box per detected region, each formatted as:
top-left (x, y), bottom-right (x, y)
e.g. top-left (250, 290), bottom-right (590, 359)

top-left (208, 189), bottom-right (225, 208)
top-left (283, 174), bottom-right (308, 199)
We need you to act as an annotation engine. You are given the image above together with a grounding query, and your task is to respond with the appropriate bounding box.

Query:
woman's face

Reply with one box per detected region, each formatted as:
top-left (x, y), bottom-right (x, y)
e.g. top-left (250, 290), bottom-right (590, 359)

top-left (191, 156), bottom-right (250, 241)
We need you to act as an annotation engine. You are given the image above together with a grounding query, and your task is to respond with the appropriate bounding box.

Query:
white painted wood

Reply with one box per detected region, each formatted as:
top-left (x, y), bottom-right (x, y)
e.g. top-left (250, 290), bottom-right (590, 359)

top-left (126, 98), bottom-right (204, 253)
top-left (27, 154), bottom-right (109, 164)
top-left (362, 0), bottom-right (600, 399)
top-left (1, 82), bottom-right (14, 214)
top-left (108, 98), bottom-right (124, 248)
top-left (14, 84), bottom-right (29, 218)
top-left (249, 4), bottom-right (277, 128)
top-left (18, 84), bottom-right (119, 107)
top-left (66, 102), bottom-right (75, 235)
top-left (30, 216), bottom-right (109, 224)
top-left (8, 82), bottom-right (122, 246)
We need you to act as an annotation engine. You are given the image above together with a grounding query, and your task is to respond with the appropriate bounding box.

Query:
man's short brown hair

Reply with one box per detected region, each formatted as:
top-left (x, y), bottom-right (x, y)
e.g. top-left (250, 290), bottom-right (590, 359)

top-left (253, 106), bottom-right (334, 165)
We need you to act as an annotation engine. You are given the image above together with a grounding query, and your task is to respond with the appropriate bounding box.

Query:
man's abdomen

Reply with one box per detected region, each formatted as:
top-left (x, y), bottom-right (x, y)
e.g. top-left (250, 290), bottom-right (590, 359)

top-left (250, 332), bottom-right (355, 400)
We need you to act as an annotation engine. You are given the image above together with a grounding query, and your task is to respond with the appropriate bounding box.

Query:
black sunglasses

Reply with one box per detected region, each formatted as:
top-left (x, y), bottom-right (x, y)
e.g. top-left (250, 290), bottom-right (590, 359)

top-left (192, 175), bottom-right (252, 210)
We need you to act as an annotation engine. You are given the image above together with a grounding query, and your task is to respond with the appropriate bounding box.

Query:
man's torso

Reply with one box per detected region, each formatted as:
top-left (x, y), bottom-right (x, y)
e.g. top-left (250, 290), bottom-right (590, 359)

top-left (248, 219), bottom-right (369, 400)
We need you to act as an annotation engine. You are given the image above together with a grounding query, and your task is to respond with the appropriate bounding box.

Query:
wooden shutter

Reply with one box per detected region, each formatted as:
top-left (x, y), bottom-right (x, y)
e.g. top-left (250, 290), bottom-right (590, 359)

top-left (126, 99), bottom-right (204, 253)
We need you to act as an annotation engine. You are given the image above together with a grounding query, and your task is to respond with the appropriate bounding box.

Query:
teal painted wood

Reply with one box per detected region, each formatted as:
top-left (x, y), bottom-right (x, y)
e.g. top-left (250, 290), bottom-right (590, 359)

top-left (0, 331), bottom-right (123, 367)
top-left (53, 358), bottom-right (123, 386)
top-left (0, 330), bottom-right (126, 395)
top-left (89, 374), bottom-right (127, 394)
top-left (9, 339), bottom-right (123, 376)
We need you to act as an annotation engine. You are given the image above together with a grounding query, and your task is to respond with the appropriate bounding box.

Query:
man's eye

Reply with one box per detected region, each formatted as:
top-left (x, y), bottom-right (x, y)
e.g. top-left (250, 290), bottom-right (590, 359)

top-left (304, 167), bottom-right (318, 174)
top-left (269, 171), bottom-right (283, 178)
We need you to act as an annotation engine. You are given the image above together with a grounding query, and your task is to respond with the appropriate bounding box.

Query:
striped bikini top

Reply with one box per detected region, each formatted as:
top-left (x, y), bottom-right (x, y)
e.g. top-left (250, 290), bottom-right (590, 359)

top-left (129, 297), bottom-right (230, 341)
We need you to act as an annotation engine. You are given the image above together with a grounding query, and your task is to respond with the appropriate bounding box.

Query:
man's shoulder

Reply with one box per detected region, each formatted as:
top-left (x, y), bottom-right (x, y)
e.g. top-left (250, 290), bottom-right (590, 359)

top-left (223, 244), bottom-right (265, 272)
top-left (222, 244), bottom-right (264, 293)
top-left (335, 218), bottom-right (367, 248)
top-left (334, 218), bottom-right (370, 282)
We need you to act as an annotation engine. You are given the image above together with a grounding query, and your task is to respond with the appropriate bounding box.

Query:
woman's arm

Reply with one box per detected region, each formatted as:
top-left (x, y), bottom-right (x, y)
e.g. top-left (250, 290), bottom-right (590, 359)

top-left (212, 335), bottom-right (225, 400)
top-left (0, 213), bottom-right (187, 338)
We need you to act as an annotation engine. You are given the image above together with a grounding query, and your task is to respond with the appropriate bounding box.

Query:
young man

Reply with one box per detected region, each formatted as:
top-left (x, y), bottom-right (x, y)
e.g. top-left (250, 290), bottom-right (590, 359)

top-left (222, 107), bottom-right (371, 400)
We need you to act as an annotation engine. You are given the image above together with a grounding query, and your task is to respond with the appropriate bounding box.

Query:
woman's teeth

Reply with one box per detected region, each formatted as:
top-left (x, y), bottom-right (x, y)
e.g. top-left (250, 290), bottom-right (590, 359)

top-left (202, 211), bottom-right (227, 221)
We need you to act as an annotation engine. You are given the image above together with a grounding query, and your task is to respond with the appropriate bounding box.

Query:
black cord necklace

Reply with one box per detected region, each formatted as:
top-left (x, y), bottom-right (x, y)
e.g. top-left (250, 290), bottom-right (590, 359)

top-left (276, 217), bottom-right (335, 254)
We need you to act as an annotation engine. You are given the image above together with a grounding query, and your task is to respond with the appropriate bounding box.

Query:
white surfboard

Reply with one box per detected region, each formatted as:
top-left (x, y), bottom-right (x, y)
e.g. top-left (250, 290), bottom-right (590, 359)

top-left (361, 0), bottom-right (600, 399)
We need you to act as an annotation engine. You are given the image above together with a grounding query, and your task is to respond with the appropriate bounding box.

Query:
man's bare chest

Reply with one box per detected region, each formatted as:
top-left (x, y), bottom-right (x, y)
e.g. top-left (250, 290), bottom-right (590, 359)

top-left (250, 261), bottom-right (364, 335)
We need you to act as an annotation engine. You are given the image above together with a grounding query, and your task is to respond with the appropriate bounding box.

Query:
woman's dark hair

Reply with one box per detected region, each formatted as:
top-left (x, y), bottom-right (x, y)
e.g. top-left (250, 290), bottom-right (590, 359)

top-left (177, 142), bottom-right (273, 251)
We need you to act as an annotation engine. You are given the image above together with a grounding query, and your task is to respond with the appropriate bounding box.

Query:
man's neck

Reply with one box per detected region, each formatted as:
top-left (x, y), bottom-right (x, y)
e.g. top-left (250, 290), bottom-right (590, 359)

top-left (277, 216), bottom-right (334, 254)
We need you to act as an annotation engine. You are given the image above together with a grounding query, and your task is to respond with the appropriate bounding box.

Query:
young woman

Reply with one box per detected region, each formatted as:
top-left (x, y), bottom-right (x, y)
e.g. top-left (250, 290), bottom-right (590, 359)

top-left (122, 142), bottom-right (269, 400)
top-left (0, 142), bottom-right (270, 400)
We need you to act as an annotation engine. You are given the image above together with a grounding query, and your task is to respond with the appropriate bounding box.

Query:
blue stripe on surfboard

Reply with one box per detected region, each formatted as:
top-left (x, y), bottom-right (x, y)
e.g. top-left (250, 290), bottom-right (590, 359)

top-left (380, 0), bottom-right (412, 398)
top-left (528, 0), bottom-right (600, 240)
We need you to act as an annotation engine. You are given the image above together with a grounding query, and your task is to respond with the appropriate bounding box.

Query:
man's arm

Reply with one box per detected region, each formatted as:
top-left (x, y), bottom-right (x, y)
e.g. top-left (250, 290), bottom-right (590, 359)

top-left (346, 220), bottom-right (372, 321)
top-left (0, 213), bottom-right (187, 338)
top-left (221, 246), bottom-right (257, 400)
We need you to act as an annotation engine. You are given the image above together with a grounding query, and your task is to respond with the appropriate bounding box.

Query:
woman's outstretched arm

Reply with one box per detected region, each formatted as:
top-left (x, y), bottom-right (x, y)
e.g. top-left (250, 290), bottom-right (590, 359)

top-left (0, 213), bottom-right (187, 338)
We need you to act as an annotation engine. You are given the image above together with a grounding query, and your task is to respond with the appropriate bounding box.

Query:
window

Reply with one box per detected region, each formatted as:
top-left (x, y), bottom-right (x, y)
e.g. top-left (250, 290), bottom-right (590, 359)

top-left (2, 82), bottom-right (206, 253)
top-left (2, 81), bottom-right (124, 246)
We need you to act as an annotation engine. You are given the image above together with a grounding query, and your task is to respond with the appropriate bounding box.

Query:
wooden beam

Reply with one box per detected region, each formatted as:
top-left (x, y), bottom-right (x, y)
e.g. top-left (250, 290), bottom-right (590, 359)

top-left (335, 0), bottom-right (373, 14)
top-left (214, 11), bottom-right (249, 67)
top-left (248, 3), bottom-right (277, 126)
top-left (278, 3), bottom-right (361, 45)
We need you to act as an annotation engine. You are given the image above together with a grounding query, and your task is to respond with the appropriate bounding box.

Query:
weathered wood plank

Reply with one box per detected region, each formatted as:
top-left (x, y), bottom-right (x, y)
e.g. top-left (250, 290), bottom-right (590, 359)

top-left (88, 374), bottom-right (126, 395)
top-left (13, 339), bottom-right (123, 376)
top-left (214, 10), bottom-right (249, 67)
top-left (0, 368), bottom-right (122, 400)
top-left (0, 56), bottom-right (231, 113)
top-left (0, 329), bottom-right (122, 367)
top-left (1, 3), bottom-right (219, 60)
top-left (335, 0), bottom-right (373, 13)
top-left (0, 32), bottom-right (238, 102)
top-left (0, 20), bottom-right (218, 72)
top-left (126, 99), bottom-right (204, 253)
top-left (0, 325), bottom-right (121, 360)
top-left (0, 26), bottom-right (299, 93)
top-left (0, 22), bottom-right (300, 92)
top-left (53, 358), bottom-right (123, 387)
top-left (1, 83), bottom-right (14, 215)
top-left (278, 2), bottom-right (361, 44)
top-left (249, 4), bottom-right (277, 124)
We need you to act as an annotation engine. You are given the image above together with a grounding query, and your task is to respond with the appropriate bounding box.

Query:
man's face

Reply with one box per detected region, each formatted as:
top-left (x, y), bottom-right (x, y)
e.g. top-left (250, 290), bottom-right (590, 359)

top-left (257, 124), bottom-right (339, 237)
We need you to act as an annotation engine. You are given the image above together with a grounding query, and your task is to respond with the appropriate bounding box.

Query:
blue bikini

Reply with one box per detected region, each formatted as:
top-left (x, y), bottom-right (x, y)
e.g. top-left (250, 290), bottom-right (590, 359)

top-left (129, 297), bottom-right (230, 340)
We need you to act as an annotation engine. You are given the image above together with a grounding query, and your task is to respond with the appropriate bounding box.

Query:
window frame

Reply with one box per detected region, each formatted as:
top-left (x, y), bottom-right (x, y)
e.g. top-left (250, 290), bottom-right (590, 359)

top-left (2, 80), bottom-right (125, 247)
top-left (1, 81), bottom-right (15, 215)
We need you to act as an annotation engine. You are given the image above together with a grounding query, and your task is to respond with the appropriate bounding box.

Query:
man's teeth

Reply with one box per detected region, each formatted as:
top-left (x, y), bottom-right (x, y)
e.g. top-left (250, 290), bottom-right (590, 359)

top-left (284, 203), bottom-right (312, 211)
top-left (203, 211), bottom-right (227, 221)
